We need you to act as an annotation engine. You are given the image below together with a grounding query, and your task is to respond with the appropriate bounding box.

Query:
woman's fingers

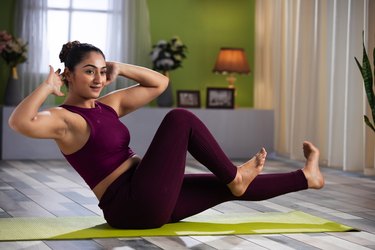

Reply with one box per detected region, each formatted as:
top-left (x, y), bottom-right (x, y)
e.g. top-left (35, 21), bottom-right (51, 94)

top-left (56, 90), bottom-right (65, 97)
top-left (46, 65), bottom-right (55, 83)
top-left (105, 61), bottom-right (119, 85)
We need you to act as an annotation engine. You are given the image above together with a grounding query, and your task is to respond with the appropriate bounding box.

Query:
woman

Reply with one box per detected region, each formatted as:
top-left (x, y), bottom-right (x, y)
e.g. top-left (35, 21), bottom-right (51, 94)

top-left (9, 41), bottom-right (324, 229)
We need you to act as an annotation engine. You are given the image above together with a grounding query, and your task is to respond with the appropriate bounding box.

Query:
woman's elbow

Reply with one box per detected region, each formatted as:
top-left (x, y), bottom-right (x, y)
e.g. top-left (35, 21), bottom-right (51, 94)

top-left (8, 115), bottom-right (19, 132)
top-left (8, 118), bottom-right (24, 134)
top-left (8, 116), bottom-right (32, 135)
top-left (161, 76), bottom-right (169, 91)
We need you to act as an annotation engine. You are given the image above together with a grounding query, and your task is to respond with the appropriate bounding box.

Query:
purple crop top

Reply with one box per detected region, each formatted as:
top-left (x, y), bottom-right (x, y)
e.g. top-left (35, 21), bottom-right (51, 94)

top-left (60, 101), bottom-right (135, 189)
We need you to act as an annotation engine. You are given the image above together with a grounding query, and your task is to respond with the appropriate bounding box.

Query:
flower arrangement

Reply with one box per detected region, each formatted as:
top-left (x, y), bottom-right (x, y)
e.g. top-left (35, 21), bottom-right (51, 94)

top-left (150, 36), bottom-right (187, 73)
top-left (0, 30), bottom-right (28, 78)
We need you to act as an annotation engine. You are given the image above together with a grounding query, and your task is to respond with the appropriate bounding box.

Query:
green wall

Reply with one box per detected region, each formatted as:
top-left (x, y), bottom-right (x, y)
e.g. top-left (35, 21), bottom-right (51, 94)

top-left (147, 0), bottom-right (255, 107)
top-left (0, 0), bottom-right (16, 105)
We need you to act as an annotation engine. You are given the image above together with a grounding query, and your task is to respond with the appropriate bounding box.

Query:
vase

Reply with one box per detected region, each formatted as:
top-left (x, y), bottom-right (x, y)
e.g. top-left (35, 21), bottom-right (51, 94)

top-left (157, 71), bottom-right (173, 107)
top-left (4, 67), bottom-right (23, 106)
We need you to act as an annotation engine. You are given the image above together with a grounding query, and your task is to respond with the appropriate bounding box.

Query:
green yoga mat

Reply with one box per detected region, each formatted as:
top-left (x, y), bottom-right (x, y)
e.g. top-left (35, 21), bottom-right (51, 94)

top-left (0, 211), bottom-right (355, 241)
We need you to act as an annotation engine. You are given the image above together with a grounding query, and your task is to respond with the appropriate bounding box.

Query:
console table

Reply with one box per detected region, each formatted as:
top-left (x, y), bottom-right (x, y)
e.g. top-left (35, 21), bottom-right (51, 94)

top-left (1, 107), bottom-right (274, 160)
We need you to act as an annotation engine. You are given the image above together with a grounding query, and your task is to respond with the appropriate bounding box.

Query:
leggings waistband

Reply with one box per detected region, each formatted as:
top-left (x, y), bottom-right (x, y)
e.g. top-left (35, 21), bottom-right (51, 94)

top-left (98, 167), bottom-right (135, 209)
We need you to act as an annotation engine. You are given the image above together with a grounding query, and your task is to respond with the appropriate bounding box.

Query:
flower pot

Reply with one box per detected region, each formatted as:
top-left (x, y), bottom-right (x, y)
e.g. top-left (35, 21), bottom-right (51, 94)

top-left (4, 67), bottom-right (23, 106)
top-left (156, 71), bottom-right (173, 107)
top-left (157, 83), bottom-right (173, 107)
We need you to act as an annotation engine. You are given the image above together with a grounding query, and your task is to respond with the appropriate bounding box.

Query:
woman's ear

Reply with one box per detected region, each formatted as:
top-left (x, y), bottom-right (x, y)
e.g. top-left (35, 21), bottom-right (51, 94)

top-left (63, 68), bottom-right (70, 81)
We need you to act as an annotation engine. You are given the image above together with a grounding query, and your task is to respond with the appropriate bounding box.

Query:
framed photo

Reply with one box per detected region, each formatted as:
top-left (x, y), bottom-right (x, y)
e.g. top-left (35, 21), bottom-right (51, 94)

top-left (177, 90), bottom-right (201, 108)
top-left (206, 87), bottom-right (235, 109)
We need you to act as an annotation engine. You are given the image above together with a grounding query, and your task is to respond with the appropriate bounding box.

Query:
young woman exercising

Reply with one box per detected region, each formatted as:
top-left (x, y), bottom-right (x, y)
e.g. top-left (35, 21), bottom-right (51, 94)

top-left (9, 41), bottom-right (324, 229)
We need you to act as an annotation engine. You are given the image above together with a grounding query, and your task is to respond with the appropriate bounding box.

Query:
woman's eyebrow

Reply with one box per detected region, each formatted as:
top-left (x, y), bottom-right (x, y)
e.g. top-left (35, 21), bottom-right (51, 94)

top-left (83, 64), bottom-right (107, 69)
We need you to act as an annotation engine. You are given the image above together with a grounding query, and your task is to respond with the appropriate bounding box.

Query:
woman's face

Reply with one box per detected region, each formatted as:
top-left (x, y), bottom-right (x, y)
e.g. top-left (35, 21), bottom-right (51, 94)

top-left (66, 52), bottom-right (107, 99)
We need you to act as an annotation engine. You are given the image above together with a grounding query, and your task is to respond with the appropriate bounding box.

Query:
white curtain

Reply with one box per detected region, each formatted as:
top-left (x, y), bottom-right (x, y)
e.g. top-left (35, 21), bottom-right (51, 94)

top-left (104, 0), bottom-right (151, 92)
top-left (14, 0), bottom-right (51, 103)
top-left (255, 0), bottom-right (375, 174)
top-left (15, 0), bottom-right (151, 99)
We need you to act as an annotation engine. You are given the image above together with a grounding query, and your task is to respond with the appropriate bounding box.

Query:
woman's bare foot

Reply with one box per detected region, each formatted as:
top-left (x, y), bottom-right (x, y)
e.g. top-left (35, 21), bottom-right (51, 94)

top-left (228, 148), bottom-right (267, 197)
top-left (301, 141), bottom-right (325, 189)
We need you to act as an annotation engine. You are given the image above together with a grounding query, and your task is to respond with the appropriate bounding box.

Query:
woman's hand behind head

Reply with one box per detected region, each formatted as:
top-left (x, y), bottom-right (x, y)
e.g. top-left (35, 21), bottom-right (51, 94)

top-left (105, 61), bottom-right (120, 86)
top-left (44, 65), bottom-right (65, 97)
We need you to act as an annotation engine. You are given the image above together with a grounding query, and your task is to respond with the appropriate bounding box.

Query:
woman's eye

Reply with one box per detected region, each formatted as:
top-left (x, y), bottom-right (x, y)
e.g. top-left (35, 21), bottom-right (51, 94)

top-left (100, 71), bottom-right (107, 75)
top-left (85, 70), bottom-right (94, 74)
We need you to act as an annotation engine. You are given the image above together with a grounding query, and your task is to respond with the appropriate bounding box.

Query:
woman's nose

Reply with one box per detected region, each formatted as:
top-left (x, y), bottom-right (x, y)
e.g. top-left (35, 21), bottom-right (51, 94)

top-left (93, 72), bottom-right (103, 83)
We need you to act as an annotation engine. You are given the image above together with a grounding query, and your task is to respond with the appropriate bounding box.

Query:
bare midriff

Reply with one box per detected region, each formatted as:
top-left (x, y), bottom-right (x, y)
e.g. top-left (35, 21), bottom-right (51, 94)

top-left (93, 155), bottom-right (141, 200)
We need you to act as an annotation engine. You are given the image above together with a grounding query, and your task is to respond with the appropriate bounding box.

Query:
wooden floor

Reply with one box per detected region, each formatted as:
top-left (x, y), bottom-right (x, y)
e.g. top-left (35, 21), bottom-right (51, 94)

top-left (0, 157), bottom-right (374, 250)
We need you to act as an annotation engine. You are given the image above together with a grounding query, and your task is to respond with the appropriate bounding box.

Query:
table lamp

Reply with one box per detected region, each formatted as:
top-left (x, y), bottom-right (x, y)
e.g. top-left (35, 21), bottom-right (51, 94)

top-left (212, 48), bottom-right (250, 88)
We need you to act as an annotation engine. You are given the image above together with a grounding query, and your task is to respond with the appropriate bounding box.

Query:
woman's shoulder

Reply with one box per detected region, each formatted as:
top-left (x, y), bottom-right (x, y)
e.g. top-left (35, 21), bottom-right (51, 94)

top-left (96, 97), bottom-right (122, 117)
top-left (49, 106), bottom-right (74, 116)
top-left (96, 100), bottom-right (119, 115)
top-left (48, 106), bottom-right (90, 139)
top-left (38, 106), bottom-right (70, 117)
top-left (48, 106), bottom-right (86, 125)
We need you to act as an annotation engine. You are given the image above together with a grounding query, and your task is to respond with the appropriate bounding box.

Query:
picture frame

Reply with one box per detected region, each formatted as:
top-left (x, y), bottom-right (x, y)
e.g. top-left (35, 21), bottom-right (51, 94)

top-left (177, 90), bottom-right (201, 108)
top-left (206, 87), bottom-right (235, 109)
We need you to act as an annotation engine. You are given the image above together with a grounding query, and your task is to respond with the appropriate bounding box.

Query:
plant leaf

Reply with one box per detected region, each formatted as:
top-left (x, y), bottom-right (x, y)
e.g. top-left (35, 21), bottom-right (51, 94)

top-left (356, 32), bottom-right (375, 124)
top-left (355, 56), bottom-right (363, 75)
top-left (373, 47), bottom-right (375, 125)
top-left (355, 54), bottom-right (375, 122)
top-left (362, 40), bottom-right (374, 110)
top-left (364, 115), bottom-right (375, 132)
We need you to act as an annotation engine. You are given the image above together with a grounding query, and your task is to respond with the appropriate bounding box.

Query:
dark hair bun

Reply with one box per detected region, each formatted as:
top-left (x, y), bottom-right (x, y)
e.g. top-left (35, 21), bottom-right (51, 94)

top-left (59, 41), bottom-right (81, 63)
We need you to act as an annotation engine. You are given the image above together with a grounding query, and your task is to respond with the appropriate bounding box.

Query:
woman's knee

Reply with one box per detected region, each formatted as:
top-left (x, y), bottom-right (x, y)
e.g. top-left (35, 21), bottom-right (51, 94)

top-left (166, 108), bottom-right (193, 118)
top-left (163, 108), bottom-right (195, 126)
top-left (165, 108), bottom-right (197, 123)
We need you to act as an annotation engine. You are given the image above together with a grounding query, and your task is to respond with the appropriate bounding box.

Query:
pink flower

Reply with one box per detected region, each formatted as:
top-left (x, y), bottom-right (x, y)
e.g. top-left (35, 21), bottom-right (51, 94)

top-left (0, 30), bottom-right (28, 67)
top-left (0, 43), bottom-right (6, 53)
top-left (0, 30), bottom-right (12, 42)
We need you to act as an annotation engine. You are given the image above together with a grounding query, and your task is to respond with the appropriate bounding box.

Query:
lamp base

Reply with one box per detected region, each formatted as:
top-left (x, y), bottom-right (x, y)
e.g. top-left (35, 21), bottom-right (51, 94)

top-left (226, 74), bottom-right (237, 88)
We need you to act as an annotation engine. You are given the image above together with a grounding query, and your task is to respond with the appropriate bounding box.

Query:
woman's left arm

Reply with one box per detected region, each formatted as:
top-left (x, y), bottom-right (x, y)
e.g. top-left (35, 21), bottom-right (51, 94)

top-left (99, 62), bottom-right (169, 116)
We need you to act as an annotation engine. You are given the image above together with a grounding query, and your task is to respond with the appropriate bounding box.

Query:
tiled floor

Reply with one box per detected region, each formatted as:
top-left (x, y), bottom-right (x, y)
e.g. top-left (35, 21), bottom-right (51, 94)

top-left (0, 157), bottom-right (374, 250)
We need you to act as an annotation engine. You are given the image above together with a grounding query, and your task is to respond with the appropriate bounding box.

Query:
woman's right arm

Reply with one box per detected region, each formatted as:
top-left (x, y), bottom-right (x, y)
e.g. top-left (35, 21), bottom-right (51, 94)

top-left (8, 66), bottom-right (67, 139)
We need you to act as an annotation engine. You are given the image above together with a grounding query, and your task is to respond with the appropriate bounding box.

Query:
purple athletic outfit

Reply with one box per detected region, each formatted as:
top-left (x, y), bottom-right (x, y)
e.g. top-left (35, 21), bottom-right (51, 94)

top-left (61, 102), bottom-right (308, 229)
top-left (60, 101), bottom-right (135, 189)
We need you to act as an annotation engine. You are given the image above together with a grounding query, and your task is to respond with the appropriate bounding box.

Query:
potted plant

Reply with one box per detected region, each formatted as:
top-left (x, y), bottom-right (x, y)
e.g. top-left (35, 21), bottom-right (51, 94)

top-left (355, 33), bottom-right (375, 132)
top-left (150, 36), bottom-right (187, 107)
top-left (0, 30), bottom-right (28, 105)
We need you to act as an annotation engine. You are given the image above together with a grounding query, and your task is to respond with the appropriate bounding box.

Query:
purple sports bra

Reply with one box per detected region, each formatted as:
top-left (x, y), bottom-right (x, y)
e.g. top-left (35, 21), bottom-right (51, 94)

top-left (60, 101), bottom-right (135, 189)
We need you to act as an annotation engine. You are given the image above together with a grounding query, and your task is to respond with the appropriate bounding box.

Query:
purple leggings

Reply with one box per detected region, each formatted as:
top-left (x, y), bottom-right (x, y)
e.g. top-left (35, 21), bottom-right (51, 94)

top-left (99, 109), bottom-right (308, 229)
